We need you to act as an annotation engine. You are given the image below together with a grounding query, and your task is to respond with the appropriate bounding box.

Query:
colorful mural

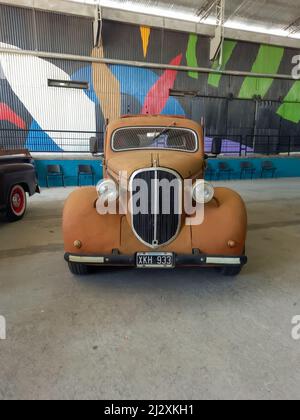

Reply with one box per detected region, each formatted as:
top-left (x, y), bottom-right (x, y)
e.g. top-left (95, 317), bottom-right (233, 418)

top-left (208, 40), bottom-right (237, 88)
top-left (0, 103), bottom-right (26, 129)
top-left (91, 45), bottom-right (121, 123)
top-left (142, 54), bottom-right (183, 115)
top-left (0, 41), bottom-right (96, 151)
top-left (140, 26), bottom-right (151, 58)
top-left (277, 82), bottom-right (300, 123)
top-left (186, 34), bottom-right (199, 80)
top-left (0, 3), bottom-right (300, 154)
top-left (238, 45), bottom-right (285, 99)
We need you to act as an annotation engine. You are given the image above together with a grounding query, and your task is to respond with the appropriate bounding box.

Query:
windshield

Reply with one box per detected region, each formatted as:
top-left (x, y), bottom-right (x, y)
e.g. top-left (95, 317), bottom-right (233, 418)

top-left (112, 127), bottom-right (198, 152)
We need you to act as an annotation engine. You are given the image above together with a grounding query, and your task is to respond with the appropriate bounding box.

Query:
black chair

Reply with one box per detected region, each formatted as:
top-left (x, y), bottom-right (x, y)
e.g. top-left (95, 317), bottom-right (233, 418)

top-left (90, 137), bottom-right (103, 155)
top-left (211, 137), bottom-right (223, 156)
top-left (261, 161), bottom-right (276, 178)
top-left (205, 163), bottom-right (215, 181)
top-left (46, 165), bottom-right (65, 188)
top-left (78, 165), bottom-right (95, 186)
top-left (217, 162), bottom-right (234, 180)
top-left (240, 161), bottom-right (256, 179)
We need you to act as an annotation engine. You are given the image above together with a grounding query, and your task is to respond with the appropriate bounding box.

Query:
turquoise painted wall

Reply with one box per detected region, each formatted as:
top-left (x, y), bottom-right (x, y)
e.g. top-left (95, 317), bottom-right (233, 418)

top-left (34, 157), bottom-right (299, 188)
top-left (206, 157), bottom-right (300, 181)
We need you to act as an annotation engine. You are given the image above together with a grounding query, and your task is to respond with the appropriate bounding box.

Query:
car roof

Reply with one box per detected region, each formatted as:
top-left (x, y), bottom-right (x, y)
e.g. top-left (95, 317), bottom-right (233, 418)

top-left (106, 115), bottom-right (203, 136)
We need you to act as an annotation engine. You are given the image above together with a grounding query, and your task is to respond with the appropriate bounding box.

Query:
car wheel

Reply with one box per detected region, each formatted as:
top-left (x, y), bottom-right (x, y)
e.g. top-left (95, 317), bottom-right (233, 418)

top-left (68, 261), bottom-right (91, 276)
top-left (219, 248), bottom-right (246, 277)
top-left (220, 265), bottom-right (243, 277)
top-left (6, 185), bottom-right (27, 222)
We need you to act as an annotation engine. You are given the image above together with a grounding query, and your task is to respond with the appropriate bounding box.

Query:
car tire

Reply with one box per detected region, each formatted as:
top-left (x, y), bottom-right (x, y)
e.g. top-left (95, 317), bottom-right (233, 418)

top-left (68, 261), bottom-right (91, 276)
top-left (220, 265), bottom-right (243, 277)
top-left (219, 248), bottom-right (246, 277)
top-left (5, 185), bottom-right (27, 222)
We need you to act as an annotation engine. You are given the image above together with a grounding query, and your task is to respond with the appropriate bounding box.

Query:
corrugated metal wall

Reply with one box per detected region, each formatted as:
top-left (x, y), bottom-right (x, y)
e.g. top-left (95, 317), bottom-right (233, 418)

top-left (1, 3), bottom-right (300, 153)
top-left (0, 4), bottom-right (97, 151)
top-left (0, 5), bottom-right (93, 53)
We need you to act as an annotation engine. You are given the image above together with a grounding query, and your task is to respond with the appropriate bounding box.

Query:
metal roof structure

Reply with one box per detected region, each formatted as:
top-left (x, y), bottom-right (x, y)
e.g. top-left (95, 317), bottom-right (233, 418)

top-left (73, 0), bottom-right (300, 39)
top-left (1, 0), bottom-right (300, 48)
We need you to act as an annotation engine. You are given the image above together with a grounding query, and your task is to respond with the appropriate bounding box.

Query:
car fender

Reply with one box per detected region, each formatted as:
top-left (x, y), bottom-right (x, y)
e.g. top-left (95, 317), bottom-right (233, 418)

top-left (0, 163), bottom-right (39, 207)
top-left (191, 187), bottom-right (247, 256)
top-left (63, 187), bottom-right (122, 254)
top-left (63, 187), bottom-right (247, 256)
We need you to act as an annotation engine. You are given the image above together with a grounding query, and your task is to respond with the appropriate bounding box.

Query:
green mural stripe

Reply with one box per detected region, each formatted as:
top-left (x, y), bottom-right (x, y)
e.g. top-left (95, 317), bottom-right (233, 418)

top-left (238, 45), bottom-right (284, 99)
top-left (277, 81), bottom-right (300, 123)
top-left (186, 34), bottom-right (199, 79)
top-left (208, 40), bottom-right (237, 88)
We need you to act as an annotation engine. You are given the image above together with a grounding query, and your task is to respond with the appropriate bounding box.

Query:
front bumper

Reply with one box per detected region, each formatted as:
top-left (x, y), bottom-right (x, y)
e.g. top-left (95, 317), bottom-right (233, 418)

top-left (64, 252), bottom-right (247, 268)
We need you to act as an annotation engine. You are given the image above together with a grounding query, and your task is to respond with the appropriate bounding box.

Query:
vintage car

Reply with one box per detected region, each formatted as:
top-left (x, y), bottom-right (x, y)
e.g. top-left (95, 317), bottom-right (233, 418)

top-left (0, 149), bottom-right (40, 222)
top-left (63, 115), bottom-right (247, 276)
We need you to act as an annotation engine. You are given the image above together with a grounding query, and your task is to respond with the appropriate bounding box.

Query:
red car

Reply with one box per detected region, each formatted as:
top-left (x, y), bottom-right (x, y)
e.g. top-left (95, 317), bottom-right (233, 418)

top-left (0, 149), bottom-right (40, 222)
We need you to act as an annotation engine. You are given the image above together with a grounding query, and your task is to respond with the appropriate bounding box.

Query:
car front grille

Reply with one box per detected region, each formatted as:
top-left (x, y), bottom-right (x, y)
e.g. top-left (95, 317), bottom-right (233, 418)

top-left (130, 168), bottom-right (182, 248)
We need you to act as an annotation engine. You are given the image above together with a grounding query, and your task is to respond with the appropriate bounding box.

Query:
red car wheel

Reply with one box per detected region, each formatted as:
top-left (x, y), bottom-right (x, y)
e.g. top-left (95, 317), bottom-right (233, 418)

top-left (6, 185), bottom-right (27, 222)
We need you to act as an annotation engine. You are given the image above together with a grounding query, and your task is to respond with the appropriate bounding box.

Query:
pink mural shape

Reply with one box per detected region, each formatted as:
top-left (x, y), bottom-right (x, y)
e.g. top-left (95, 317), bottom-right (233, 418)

top-left (0, 103), bottom-right (26, 129)
top-left (142, 54), bottom-right (183, 115)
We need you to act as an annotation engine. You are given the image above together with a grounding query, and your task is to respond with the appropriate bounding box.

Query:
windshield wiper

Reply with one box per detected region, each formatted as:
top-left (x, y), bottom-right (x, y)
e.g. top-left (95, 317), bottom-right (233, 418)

top-left (152, 122), bottom-right (175, 143)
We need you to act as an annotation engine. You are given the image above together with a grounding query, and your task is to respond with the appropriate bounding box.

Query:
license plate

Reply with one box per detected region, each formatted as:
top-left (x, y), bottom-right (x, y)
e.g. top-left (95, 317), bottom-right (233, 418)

top-left (136, 252), bottom-right (174, 268)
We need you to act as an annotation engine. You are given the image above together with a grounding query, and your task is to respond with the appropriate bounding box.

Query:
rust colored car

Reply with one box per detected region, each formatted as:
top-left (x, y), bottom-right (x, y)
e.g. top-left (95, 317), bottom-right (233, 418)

top-left (63, 115), bottom-right (247, 276)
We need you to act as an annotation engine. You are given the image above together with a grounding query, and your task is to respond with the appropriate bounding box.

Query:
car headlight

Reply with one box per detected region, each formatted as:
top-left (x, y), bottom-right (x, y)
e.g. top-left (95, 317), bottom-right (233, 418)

top-left (96, 179), bottom-right (119, 201)
top-left (192, 181), bottom-right (214, 204)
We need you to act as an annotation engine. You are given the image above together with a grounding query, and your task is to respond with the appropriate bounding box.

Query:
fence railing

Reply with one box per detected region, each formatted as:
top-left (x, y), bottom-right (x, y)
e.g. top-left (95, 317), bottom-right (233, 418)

top-left (1, 129), bottom-right (300, 156)
top-left (207, 134), bottom-right (300, 156)
top-left (0, 129), bottom-right (104, 153)
top-left (244, 135), bottom-right (300, 156)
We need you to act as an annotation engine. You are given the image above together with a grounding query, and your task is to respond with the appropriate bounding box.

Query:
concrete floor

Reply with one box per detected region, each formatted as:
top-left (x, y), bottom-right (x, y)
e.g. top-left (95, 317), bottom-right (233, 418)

top-left (0, 179), bottom-right (300, 400)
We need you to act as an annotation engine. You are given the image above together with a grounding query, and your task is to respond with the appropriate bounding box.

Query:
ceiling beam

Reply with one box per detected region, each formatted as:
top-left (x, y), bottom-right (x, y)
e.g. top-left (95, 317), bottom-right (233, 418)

top-left (102, 7), bottom-right (300, 49)
top-left (0, 0), bottom-right (95, 18)
top-left (1, 0), bottom-right (300, 49)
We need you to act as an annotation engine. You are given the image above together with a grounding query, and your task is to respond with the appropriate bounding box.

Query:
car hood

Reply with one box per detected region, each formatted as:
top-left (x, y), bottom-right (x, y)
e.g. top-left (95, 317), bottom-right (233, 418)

top-left (106, 150), bottom-right (204, 182)
top-left (0, 162), bottom-right (34, 175)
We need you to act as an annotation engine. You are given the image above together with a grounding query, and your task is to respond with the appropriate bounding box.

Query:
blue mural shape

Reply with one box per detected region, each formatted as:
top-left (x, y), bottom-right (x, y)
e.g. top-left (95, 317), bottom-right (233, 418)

top-left (71, 66), bottom-right (100, 106)
top-left (110, 65), bottom-right (186, 116)
top-left (71, 64), bottom-right (185, 116)
top-left (26, 120), bottom-right (63, 152)
top-left (71, 65), bottom-right (185, 116)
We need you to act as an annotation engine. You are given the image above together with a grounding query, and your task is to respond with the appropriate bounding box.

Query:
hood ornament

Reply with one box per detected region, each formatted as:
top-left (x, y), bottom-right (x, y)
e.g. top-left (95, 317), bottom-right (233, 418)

top-left (152, 153), bottom-right (159, 168)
